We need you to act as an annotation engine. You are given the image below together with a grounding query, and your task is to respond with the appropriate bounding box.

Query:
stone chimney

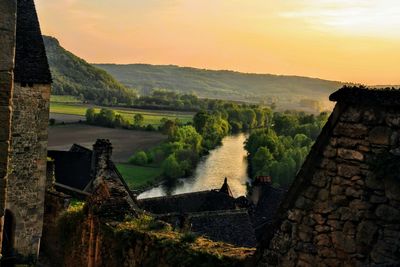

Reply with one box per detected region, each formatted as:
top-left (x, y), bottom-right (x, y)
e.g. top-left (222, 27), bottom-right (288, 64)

top-left (91, 139), bottom-right (113, 178)
top-left (0, 0), bottom-right (16, 254)
top-left (249, 176), bottom-right (272, 205)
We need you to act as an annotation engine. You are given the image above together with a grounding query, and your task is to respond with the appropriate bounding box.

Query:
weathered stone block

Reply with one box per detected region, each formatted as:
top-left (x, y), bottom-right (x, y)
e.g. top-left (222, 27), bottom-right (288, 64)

top-left (341, 107), bottom-right (362, 123)
top-left (385, 113), bottom-right (400, 128)
top-left (323, 146), bottom-right (337, 158)
top-left (375, 204), bottom-right (400, 222)
top-left (365, 175), bottom-right (384, 190)
top-left (318, 189), bottom-right (329, 201)
top-left (368, 126), bottom-right (392, 146)
top-left (288, 209), bottom-right (304, 223)
top-left (384, 176), bottom-right (400, 201)
top-left (334, 123), bottom-right (368, 139)
top-left (315, 234), bottom-right (330, 247)
top-left (311, 172), bottom-right (327, 188)
top-left (338, 148), bottom-right (364, 161)
top-left (349, 199), bottom-right (371, 211)
top-left (332, 231), bottom-right (356, 253)
top-left (338, 164), bottom-right (360, 178)
top-left (345, 187), bottom-right (363, 198)
top-left (363, 108), bottom-right (384, 125)
top-left (356, 221), bottom-right (377, 246)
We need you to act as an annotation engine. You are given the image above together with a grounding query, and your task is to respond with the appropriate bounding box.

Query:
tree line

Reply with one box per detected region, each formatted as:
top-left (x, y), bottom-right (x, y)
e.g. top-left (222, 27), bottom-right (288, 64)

top-left (130, 104), bottom-right (273, 182)
top-left (245, 111), bottom-right (329, 187)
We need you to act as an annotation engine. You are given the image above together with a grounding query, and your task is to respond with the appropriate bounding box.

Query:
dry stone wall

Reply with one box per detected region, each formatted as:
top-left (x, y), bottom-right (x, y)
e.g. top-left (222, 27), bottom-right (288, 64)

top-left (0, 0), bottom-right (16, 253)
top-left (6, 83), bottom-right (50, 259)
top-left (257, 100), bottom-right (400, 266)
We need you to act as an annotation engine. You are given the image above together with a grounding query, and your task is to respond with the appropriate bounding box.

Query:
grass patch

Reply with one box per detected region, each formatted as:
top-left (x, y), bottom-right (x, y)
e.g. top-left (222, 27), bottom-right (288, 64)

top-left (51, 95), bottom-right (82, 103)
top-left (50, 103), bottom-right (193, 126)
top-left (117, 164), bottom-right (162, 190)
top-left (113, 217), bottom-right (255, 262)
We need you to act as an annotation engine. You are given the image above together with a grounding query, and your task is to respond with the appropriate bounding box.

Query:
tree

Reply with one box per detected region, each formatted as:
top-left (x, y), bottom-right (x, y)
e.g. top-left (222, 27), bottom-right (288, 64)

top-left (162, 154), bottom-right (184, 181)
top-left (252, 147), bottom-right (274, 175)
top-left (133, 114), bottom-right (144, 126)
top-left (129, 151), bottom-right (148, 166)
top-left (85, 108), bottom-right (96, 123)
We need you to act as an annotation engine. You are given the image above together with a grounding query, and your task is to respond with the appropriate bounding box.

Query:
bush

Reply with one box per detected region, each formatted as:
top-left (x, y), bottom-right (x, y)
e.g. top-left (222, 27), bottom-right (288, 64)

top-left (180, 232), bottom-right (197, 243)
top-left (162, 154), bottom-right (184, 181)
top-left (129, 151), bottom-right (148, 166)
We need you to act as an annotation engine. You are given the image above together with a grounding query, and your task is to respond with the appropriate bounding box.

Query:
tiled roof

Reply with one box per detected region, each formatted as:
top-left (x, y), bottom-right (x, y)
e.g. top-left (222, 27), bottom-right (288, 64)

top-left (14, 0), bottom-right (52, 84)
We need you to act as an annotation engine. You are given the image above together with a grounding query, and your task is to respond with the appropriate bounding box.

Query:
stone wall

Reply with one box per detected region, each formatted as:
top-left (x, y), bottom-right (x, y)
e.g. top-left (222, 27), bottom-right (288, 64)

top-left (0, 0), bottom-right (16, 253)
top-left (42, 207), bottom-right (252, 267)
top-left (257, 99), bottom-right (400, 266)
top-left (6, 82), bottom-right (50, 260)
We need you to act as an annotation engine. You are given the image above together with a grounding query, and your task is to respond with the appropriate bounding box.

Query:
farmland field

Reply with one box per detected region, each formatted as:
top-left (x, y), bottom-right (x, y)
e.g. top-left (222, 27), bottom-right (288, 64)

top-left (48, 124), bottom-right (166, 162)
top-left (50, 103), bottom-right (194, 126)
top-left (116, 164), bottom-right (162, 190)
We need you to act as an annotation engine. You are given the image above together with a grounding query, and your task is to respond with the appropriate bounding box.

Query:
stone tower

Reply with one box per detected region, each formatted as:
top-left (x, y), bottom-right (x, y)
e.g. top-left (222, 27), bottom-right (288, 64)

top-left (0, 0), bottom-right (17, 259)
top-left (0, 0), bottom-right (52, 263)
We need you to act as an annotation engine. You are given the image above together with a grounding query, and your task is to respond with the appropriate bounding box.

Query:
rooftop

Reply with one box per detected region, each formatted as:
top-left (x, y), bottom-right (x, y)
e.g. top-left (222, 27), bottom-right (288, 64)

top-left (330, 86), bottom-right (400, 106)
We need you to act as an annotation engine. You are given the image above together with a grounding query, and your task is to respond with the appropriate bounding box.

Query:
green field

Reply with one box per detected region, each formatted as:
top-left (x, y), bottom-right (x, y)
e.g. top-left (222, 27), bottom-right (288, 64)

top-left (117, 164), bottom-right (162, 190)
top-left (50, 102), bottom-right (193, 126)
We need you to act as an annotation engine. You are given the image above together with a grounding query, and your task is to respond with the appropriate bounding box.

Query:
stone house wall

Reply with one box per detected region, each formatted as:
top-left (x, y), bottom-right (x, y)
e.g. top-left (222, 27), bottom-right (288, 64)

top-left (257, 95), bottom-right (400, 266)
top-left (0, 0), bottom-right (16, 253)
top-left (6, 83), bottom-right (50, 259)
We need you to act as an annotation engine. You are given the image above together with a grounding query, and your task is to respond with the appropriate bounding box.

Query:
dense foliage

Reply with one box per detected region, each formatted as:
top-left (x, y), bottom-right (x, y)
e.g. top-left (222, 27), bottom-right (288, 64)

top-left (130, 104), bottom-right (273, 182)
top-left (44, 36), bottom-right (137, 105)
top-left (245, 111), bottom-right (329, 187)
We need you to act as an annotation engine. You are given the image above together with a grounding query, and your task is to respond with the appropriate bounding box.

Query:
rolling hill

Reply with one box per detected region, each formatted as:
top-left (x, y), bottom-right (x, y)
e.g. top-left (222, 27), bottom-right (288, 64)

top-left (43, 36), bottom-right (136, 105)
top-left (95, 63), bottom-right (347, 109)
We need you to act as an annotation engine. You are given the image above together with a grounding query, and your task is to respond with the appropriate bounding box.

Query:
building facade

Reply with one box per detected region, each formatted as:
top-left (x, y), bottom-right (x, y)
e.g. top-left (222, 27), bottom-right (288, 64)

top-left (0, 0), bottom-right (51, 263)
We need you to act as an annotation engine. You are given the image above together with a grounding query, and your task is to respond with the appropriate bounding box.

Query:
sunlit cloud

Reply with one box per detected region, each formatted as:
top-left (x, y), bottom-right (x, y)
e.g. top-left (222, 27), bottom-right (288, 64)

top-left (281, 0), bottom-right (400, 37)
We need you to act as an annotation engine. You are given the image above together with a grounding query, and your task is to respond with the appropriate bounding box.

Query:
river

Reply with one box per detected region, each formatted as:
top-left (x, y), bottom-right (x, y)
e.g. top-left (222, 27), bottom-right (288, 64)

top-left (137, 133), bottom-right (250, 199)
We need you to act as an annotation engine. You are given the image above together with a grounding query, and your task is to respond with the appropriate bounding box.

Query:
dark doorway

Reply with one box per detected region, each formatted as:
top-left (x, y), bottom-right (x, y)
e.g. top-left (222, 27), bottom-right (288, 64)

top-left (1, 210), bottom-right (15, 266)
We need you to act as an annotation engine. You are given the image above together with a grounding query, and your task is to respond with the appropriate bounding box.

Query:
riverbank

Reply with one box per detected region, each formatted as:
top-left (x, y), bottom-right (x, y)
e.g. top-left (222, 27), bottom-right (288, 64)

top-left (138, 133), bottom-right (250, 199)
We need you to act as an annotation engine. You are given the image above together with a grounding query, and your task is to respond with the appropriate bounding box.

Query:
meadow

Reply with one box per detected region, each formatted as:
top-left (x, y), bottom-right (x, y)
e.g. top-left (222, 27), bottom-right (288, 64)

top-left (116, 164), bottom-right (163, 190)
top-left (50, 102), bottom-right (194, 126)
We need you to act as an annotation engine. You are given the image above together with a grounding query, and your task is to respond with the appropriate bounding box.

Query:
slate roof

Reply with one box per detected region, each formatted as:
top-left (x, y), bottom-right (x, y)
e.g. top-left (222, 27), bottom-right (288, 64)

top-left (330, 86), bottom-right (400, 106)
top-left (47, 150), bottom-right (92, 191)
top-left (138, 190), bottom-right (237, 214)
top-left (14, 0), bottom-right (52, 84)
top-left (189, 210), bottom-right (257, 248)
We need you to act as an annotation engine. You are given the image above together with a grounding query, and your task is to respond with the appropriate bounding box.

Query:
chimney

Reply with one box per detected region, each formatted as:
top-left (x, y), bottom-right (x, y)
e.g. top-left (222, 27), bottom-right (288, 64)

top-left (91, 139), bottom-right (113, 178)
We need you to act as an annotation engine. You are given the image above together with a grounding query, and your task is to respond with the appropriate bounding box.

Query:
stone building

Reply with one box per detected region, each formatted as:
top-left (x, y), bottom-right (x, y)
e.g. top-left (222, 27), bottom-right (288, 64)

top-left (256, 87), bottom-right (400, 266)
top-left (0, 0), bottom-right (52, 263)
top-left (0, 0), bottom-right (17, 261)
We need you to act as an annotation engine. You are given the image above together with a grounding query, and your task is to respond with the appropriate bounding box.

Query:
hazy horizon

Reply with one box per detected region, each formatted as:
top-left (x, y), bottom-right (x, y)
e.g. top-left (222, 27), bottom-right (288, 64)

top-left (36, 0), bottom-right (400, 85)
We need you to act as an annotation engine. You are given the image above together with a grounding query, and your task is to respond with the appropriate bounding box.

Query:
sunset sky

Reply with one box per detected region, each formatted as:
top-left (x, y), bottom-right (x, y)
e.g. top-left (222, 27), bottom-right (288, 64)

top-left (35, 0), bottom-right (400, 85)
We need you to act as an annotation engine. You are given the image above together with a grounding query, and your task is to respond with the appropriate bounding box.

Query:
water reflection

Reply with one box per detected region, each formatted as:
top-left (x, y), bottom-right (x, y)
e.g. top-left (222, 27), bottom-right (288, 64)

top-left (138, 133), bottom-right (250, 199)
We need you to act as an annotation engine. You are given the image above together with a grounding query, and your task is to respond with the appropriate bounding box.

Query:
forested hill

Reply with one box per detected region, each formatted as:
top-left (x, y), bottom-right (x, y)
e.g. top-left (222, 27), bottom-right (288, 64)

top-left (95, 63), bottom-right (346, 109)
top-left (43, 36), bottom-right (136, 105)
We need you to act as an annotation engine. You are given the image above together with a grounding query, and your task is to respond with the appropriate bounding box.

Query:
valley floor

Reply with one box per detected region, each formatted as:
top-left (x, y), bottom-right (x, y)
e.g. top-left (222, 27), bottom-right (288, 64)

top-left (48, 124), bottom-right (166, 163)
